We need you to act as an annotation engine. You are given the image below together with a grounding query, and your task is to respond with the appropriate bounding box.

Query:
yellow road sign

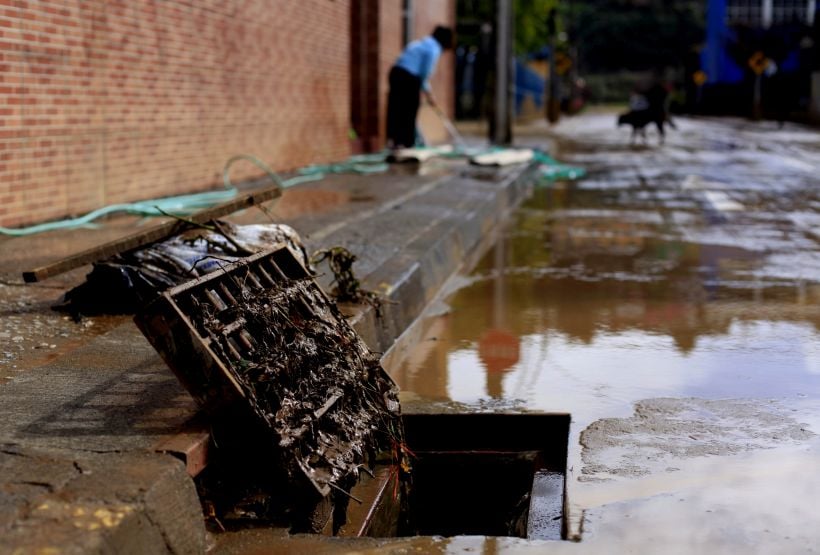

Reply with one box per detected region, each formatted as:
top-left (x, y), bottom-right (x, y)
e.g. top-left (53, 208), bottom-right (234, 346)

top-left (555, 52), bottom-right (572, 76)
top-left (748, 51), bottom-right (769, 75)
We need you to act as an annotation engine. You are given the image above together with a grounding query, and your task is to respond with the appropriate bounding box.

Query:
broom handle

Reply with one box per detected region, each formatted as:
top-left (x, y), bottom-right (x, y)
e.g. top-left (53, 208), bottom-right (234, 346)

top-left (428, 100), bottom-right (466, 147)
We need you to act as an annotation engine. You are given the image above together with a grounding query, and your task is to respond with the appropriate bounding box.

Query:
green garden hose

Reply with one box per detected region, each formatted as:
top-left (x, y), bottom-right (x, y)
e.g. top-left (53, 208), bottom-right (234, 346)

top-left (1, 146), bottom-right (583, 237)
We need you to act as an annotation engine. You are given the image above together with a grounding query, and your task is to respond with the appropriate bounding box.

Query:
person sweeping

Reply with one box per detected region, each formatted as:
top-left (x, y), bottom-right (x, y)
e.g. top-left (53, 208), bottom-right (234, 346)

top-left (386, 26), bottom-right (454, 149)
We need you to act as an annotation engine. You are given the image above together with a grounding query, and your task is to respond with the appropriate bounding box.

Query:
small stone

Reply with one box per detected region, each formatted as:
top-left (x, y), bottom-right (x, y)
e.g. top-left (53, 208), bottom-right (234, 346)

top-left (12, 336), bottom-right (24, 342)
top-left (49, 344), bottom-right (57, 349)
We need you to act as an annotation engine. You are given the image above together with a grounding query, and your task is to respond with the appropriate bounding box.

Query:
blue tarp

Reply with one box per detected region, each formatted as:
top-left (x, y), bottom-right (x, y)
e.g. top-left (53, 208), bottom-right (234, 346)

top-left (514, 58), bottom-right (545, 113)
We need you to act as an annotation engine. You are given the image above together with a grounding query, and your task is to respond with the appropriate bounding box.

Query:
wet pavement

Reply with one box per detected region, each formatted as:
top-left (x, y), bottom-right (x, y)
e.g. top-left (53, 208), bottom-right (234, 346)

top-left (0, 157), bottom-right (538, 552)
top-left (385, 112), bottom-right (820, 552)
top-left (3, 111), bottom-right (820, 553)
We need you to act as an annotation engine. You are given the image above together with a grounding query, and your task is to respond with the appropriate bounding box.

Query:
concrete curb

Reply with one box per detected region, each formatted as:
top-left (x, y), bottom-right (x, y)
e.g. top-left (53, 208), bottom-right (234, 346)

top-left (349, 163), bottom-right (539, 353)
top-left (0, 445), bottom-right (205, 554)
top-left (0, 161), bottom-right (539, 553)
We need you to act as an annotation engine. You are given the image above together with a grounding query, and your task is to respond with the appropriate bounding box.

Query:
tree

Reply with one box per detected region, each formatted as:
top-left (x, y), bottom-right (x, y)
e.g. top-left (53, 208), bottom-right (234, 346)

top-left (567, 0), bottom-right (706, 72)
top-left (514, 0), bottom-right (561, 54)
top-left (457, 0), bottom-right (560, 54)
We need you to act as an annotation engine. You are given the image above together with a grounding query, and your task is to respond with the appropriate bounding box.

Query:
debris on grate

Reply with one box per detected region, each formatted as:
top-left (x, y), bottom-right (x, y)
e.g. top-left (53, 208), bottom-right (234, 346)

top-left (311, 246), bottom-right (385, 315)
top-left (134, 246), bottom-right (405, 525)
top-left (61, 222), bottom-right (308, 315)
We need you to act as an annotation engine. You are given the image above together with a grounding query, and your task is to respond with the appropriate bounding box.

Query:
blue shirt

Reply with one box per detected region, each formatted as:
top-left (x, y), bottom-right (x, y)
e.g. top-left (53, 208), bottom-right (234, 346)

top-left (394, 36), bottom-right (442, 92)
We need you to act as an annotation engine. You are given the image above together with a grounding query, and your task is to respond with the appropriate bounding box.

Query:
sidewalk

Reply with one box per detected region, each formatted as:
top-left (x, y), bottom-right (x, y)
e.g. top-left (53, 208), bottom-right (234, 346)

top-left (0, 157), bottom-right (538, 553)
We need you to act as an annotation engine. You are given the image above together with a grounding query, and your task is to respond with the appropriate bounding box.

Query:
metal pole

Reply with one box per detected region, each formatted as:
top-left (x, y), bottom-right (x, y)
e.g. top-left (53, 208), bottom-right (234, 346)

top-left (546, 9), bottom-right (560, 123)
top-left (493, 0), bottom-right (512, 145)
top-left (752, 73), bottom-right (762, 120)
top-left (762, 0), bottom-right (773, 28)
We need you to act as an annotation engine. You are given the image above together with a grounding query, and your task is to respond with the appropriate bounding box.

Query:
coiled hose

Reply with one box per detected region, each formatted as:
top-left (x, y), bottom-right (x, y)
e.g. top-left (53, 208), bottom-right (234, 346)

top-left (1, 147), bottom-right (581, 236)
top-left (0, 152), bottom-right (389, 237)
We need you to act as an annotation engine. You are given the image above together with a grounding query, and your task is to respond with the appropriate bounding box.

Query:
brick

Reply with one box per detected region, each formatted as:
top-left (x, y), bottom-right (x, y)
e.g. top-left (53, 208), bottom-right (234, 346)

top-left (0, 0), bottom-right (454, 228)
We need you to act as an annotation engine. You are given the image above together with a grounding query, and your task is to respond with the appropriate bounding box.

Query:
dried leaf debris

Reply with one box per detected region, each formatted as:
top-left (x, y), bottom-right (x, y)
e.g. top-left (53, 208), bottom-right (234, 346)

top-left (183, 256), bottom-right (403, 498)
top-left (312, 246), bottom-right (385, 314)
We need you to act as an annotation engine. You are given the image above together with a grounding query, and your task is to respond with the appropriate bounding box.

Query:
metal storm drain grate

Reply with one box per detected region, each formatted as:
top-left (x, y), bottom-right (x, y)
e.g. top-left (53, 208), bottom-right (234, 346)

top-left (135, 245), bottom-right (403, 510)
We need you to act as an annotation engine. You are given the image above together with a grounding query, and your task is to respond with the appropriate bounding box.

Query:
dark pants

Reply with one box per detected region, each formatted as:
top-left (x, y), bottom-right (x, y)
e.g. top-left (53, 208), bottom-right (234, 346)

top-left (387, 66), bottom-right (421, 148)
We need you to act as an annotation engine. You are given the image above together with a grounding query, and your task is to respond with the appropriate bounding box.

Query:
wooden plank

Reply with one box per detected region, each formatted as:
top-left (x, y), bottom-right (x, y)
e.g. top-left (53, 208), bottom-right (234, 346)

top-left (337, 465), bottom-right (399, 537)
top-left (22, 186), bottom-right (281, 282)
top-left (154, 425), bottom-right (211, 477)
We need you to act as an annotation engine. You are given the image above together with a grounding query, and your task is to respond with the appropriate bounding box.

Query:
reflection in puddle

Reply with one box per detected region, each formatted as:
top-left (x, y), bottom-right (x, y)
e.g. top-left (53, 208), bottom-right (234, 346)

top-left (384, 115), bottom-right (820, 551)
top-left (388, 189), bottom-right (820, 422)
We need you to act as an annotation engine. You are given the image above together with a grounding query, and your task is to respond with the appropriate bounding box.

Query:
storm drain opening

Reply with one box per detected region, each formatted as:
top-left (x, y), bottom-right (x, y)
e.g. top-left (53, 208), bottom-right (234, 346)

top-left (344, 413), bottom-right (570, 541)
top-left (135, 245), bottom-right (405, 535)
top-left (134, 244), bottom-right (569, 540)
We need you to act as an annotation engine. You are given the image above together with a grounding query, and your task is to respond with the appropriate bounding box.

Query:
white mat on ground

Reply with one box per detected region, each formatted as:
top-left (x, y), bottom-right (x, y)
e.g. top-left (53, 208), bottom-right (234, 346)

top-left (388, 145), bottom-right (454, 163)
top-left (470, 148), bottom-right (534, 166)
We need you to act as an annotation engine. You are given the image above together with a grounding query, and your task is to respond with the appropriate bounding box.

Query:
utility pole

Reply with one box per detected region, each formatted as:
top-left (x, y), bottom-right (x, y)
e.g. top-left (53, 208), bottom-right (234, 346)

top-left (402, 0), bottom-right (414, 45)
top-left (545, 8), bottom-right (560, 123)
top-left (492, 0), bottom-right (513, 145)
top-left (761, 0), bottom-right (773, 28)
top-left (752, 71), bottom-right (763, 120)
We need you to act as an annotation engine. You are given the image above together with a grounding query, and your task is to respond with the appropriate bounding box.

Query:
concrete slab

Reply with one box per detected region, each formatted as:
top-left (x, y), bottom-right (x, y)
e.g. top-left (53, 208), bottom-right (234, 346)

top-left (0, 323), bottom-right (194, 452)
top-left (0, 445), bottom-right (205, 554)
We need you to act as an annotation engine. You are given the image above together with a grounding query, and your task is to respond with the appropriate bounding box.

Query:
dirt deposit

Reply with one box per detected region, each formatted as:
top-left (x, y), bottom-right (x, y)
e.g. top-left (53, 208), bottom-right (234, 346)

top-left (580, 397), bottom-right (815, 482)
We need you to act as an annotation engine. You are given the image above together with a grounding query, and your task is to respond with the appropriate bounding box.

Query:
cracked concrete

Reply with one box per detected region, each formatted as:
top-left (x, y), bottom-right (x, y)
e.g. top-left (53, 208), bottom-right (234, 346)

top-left (0, 445), bottom-right (206, 554)
top-left (579, 398), bottom-right (816, 482)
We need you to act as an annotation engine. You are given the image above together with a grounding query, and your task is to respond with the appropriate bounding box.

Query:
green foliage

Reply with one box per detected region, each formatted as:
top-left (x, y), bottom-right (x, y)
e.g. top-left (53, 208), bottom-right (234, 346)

top-left (514, 0), bottom-right (560, 54)
top-left (457, 0), bottom-right (560, 53)
top-left (568, 0), bottom-right (706, 71)
top-left (457, 0), bottom-right (705, 70)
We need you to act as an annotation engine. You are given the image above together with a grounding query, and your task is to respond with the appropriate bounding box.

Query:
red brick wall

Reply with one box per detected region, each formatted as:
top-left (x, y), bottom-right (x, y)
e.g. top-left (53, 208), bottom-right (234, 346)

top-left (349, 0), bottom-right (402, 152)
top-left (412, 0), bottom-right (456, 114)
top-left (350, 0), bottom-right (455, 150)
top-left (0, 1), bottom-right (352, 228)
top-left (378, 1), bottom-right (403, 148)
top-left (412, 0), bottom-right (456, 144)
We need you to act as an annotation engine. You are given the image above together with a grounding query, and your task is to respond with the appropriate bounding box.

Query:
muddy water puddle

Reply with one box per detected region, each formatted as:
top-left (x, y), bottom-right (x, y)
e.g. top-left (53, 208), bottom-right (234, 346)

top-left (386, 136), bottom-right (820, 548)
top-left (0, 282), bottom-right (124, 381)
top-left (389, 186), bottom-right (820, 421)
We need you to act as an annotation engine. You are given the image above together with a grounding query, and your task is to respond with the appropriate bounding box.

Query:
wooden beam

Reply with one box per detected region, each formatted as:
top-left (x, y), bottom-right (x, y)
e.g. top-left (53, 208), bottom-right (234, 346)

top-left (22, 186), bottom-right (281, 283)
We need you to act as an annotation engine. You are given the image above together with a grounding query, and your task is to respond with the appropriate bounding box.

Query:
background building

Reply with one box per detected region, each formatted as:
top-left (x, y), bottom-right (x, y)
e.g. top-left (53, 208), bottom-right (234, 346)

top-left (701, 0), bottom-right (817, 116)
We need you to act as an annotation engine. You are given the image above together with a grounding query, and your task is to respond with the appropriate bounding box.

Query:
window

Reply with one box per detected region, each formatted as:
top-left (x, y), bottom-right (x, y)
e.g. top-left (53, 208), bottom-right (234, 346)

top-left (726, 0), bottom-right (763, 26)
top-left (726, 0), bottom-right (813, 26)
top-left (771, 0), bottom-right (809, 23)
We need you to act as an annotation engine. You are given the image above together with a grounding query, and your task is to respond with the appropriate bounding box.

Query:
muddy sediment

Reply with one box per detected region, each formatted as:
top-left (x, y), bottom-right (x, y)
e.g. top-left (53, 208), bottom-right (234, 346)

top-left (579, 397), bottom-right (815, 482)
top-left (386, 114), bottom-right (820, 548)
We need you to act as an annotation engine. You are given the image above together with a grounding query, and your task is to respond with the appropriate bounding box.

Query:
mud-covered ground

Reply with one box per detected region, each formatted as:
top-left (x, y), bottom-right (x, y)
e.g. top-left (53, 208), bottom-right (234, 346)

top-left (4, 112), bottom-right (820, 553)
top-left (387, 112), bottom-right (820, 553)
top-left (0, 277), bottom-right (121, 382)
